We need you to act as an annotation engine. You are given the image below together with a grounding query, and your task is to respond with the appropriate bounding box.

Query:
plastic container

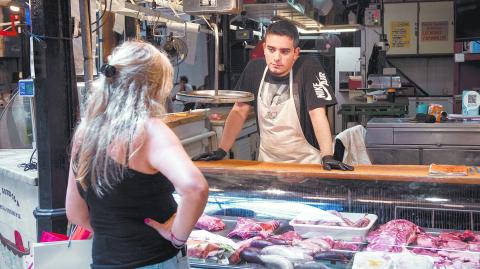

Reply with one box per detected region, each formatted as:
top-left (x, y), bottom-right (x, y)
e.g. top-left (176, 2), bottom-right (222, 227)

top-left (289, 212), bottom-right (378, 241)
top-left (428, 104), bottom-right (444, 122)
top-left (387, 88), bottom-right (396, 103)
top-left (40, 231), bottom-right (68, 242)
top-left (416, 103), bottom-right (429, 114)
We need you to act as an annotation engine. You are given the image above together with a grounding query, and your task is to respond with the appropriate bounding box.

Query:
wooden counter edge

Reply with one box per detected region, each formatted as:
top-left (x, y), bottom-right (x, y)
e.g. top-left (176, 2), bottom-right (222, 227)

top-left (194, 160), bottom-right (480, 185)
top-left (164, 113), bottom-right (206, 128)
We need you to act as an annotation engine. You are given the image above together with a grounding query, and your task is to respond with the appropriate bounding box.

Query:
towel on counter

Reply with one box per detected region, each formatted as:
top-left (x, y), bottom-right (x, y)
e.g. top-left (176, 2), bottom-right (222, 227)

top-left (334, 125), bottom-right (371, 165)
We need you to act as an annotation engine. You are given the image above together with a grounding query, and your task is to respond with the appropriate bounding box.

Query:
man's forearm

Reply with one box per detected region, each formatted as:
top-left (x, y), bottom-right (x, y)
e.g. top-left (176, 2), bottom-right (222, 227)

top-left (218, 103), bottom-right (251, 152)
top-left (309, 107), bottom-right (334, 157)
top-left (317, 126), bottom-right (334, 157)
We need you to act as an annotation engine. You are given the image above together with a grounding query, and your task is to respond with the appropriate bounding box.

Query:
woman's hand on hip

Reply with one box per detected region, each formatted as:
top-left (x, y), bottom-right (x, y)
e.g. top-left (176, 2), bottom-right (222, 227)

top-left (144, 214), bottom-right (175, 240)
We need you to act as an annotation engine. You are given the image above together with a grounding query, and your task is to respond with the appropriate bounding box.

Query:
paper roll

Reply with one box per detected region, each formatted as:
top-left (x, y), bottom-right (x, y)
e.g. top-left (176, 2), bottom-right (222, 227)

top-left (166, 22), bottom-right (199, 35)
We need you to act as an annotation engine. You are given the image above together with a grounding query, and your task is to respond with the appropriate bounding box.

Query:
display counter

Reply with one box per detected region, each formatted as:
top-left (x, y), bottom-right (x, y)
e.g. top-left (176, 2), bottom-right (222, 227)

top-left (2, 151), bottom-right (479, 269)
top-left (190, 160), bottom-right (480, 269)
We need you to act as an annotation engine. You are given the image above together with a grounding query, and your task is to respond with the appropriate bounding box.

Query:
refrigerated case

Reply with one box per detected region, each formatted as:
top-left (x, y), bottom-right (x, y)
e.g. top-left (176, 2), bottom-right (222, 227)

top-left (189, 160), bottom-right (480, 268)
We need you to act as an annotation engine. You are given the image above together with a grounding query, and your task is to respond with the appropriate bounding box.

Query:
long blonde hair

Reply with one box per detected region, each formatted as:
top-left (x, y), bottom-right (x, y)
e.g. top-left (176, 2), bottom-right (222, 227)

top-left (74, 41), bottom-right (173, 197)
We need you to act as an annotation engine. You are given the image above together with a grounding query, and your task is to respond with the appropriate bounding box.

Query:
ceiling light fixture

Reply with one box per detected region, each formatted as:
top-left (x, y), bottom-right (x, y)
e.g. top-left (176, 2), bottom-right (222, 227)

top-left (9, 5), bottom-right (20, 12)
top-left (298, 24), bottom-right (362, 34)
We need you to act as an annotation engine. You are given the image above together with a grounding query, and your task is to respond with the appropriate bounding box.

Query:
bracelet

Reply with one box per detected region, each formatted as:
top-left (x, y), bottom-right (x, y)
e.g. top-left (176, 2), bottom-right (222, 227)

top-left (170, 231), bottom-right (187, 249)
top-left (171, 240), bottom-right (185, 249)
top-left (170, 231), bottom-right (187, 243)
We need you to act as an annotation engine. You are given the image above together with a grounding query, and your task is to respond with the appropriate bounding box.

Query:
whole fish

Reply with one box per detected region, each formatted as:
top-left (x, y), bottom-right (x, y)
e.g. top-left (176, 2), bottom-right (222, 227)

top-left (259, 254), bottom-right (294, 269)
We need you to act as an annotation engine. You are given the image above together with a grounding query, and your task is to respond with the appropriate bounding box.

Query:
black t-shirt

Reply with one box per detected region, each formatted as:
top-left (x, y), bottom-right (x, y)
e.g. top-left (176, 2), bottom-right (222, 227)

top-left (234, 56), bottom-right (337, 150)
top-left (77, 169), bottom-right (178, 269)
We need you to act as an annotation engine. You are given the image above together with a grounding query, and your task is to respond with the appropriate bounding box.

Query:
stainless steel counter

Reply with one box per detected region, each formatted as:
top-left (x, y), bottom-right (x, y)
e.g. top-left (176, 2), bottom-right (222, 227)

top-left (367, 117), bottom-right (480, 128)
top-left (366, 118), bottom-right (480, 165)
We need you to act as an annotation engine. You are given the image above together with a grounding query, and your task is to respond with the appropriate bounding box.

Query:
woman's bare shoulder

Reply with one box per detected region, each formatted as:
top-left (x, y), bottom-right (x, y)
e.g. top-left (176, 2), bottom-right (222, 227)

top-left (144, 117), bottom-right (168, 132)
top-left (143, 118), bottom-right (179, 144)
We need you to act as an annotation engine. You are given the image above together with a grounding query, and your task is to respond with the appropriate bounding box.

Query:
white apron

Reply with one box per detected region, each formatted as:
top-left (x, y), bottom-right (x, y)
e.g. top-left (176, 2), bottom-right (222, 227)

top-left (257, 66), bottom-right (321, 164)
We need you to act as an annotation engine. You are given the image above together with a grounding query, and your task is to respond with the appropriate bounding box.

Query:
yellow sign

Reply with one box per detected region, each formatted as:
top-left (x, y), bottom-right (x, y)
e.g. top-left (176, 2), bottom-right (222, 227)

top-left (390, 21), bottom-right (410, 48)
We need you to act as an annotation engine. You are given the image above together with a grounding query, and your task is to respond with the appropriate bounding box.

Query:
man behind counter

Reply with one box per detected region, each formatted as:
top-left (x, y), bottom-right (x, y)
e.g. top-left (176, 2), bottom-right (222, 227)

top-left (194, 20), bottom-right (353, 171)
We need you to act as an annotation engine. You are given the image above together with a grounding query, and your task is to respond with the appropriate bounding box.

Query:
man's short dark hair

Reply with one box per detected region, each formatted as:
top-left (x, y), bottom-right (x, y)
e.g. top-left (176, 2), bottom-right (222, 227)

top-left (180, 75), bottom-right (188, 83)
top-left (265, 20), bottom-right (299, 48)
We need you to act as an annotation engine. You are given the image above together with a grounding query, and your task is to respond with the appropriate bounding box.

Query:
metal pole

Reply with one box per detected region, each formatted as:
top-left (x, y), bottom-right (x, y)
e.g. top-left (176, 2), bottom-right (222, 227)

top-left (221, 15), bottom-right (231, 90)
top-left (79, 0), bottom-right (94, 91)
top-left (28, 0), bottom-right (37, 149)
top-left (213, 23), bottom-right (219, 95)
top-left (31, 0), bottom-right (78, 238)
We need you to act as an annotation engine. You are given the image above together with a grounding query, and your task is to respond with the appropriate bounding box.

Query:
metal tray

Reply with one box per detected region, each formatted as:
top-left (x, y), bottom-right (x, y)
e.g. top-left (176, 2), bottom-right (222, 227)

top-left (176, 90), bottom-right (255, 104)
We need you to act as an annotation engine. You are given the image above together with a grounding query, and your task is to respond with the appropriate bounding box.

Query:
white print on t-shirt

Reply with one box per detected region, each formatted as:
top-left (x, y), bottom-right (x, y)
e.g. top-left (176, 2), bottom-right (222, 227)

top-left (313, 72), bottom-right (332, 101)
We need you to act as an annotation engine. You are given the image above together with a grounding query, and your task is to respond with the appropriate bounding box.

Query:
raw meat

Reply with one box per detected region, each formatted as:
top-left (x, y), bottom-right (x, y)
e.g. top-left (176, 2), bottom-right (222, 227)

top-left (366, 219), bottom-right (421, 252)
top-left (227, 218), bottom-right (280, 240)
top-left (187, 240), bottom-right (221, 259)
top-left (333, 240), bottom-right (362, 251)
top-left (195, 215), bottom-right (226, 232)
top-left (268, 231), bottom-right (303, 244)
top-left (417, 233), bottom-right (442, 249)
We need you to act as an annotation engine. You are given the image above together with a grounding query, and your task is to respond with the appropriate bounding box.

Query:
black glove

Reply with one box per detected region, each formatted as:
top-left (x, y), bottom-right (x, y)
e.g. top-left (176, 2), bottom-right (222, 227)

top-left (322, 155), bottom-right (354, 171)
top-left (192, 148), bottom-right (227, 161)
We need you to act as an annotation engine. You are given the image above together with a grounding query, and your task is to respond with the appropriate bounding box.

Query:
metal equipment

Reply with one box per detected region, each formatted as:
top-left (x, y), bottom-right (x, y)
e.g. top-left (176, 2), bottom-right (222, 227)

top-left (176, 20), bottom-right (254, 104)
top-left (182, 0), bottom-right (242, 15)
top-left (162, 32), bottom-right (188, 66)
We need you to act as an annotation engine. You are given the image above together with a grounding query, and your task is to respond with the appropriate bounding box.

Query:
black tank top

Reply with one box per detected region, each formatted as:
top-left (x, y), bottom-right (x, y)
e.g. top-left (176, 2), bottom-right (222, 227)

top-left (77, 168), bottom-right (178, 269)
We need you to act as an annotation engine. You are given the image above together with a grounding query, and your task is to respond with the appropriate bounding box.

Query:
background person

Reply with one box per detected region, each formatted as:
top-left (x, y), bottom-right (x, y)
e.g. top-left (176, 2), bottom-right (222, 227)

top-left (193, 20), bottom-right (353, 171)
top-left (170, 75), bottom-right (195, 112)
top-left (66, 41), bottom-right (208, 269)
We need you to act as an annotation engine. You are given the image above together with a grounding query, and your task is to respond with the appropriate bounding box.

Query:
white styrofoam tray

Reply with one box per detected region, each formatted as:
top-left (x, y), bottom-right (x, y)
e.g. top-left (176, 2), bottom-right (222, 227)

top-left (289, 212), bottom-right (378, 241)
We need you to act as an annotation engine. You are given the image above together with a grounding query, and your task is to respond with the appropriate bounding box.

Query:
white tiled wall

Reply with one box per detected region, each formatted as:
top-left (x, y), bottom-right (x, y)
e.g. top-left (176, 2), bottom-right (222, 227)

top-left (388, 57), bottom-right (454, 95)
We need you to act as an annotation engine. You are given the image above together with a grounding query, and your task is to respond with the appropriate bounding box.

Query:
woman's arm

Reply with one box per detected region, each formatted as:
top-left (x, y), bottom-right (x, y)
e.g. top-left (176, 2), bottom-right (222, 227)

top-left (144, 119), bottom-right (209, 244)
top-left (65, 136), bottom-right (93, 232)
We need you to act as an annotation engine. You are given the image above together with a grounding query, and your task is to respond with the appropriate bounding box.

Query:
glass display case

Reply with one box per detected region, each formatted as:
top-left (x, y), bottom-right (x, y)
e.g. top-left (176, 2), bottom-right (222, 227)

top-left (0, 92), bottom-right (34, 149)
top-left (188, 160), bottom-right (480, 269)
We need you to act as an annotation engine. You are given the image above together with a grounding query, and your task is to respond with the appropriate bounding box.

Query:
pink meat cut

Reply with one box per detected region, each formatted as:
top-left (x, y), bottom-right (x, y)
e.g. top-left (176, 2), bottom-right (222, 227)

top-left (366, 219), bottom-right (422, 252)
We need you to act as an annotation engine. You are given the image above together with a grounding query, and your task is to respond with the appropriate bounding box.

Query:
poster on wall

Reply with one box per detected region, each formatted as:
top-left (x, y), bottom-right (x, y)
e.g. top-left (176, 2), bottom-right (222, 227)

top-left (390, 21), bottom-right (411, 48)
top-left (421, 21), bottom-right (448, 41)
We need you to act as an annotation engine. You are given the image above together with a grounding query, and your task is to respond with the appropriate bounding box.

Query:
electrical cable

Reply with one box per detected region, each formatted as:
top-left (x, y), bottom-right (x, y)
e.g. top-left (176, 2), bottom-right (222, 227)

top-left (90, 0), bottom-right (108, 26)
top-left (22, 29), bottom-right (72, 51)
top-left (91, 0), bottom-right (113, 34)
top-left (18, 148), bottom-right (37, 171)
top-left (0, 89), bottom-right (18, 122)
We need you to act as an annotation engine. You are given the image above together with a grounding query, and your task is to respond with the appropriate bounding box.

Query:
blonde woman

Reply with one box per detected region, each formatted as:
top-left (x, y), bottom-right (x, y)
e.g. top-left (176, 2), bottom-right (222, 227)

top-left (66, 41), bottom-right (208, 269)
